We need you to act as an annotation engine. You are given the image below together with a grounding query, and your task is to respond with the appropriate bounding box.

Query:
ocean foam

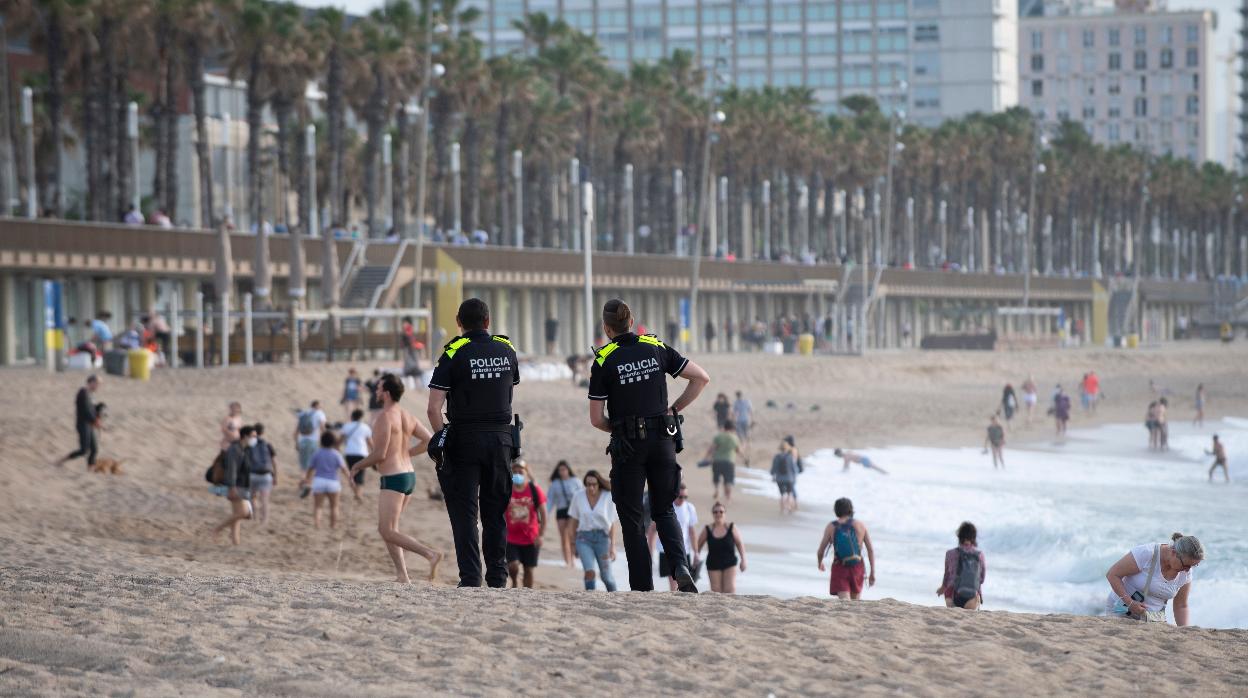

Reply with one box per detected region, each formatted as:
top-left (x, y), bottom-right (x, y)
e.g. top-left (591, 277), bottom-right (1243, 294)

top-left (731, 418), bottom-right (1247, 628)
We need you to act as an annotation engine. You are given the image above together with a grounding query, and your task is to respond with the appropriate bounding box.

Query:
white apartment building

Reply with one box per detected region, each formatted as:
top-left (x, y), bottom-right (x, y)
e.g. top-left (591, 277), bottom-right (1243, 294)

top-left (1018, 9), bottom-right (1217, 162)
top-left (477, 0), bottom-right (1018, 125)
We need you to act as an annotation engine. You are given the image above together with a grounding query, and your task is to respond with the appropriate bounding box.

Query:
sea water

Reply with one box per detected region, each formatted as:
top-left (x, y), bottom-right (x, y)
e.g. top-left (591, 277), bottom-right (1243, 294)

top-left (725, 418), bottom-right (1248, 629)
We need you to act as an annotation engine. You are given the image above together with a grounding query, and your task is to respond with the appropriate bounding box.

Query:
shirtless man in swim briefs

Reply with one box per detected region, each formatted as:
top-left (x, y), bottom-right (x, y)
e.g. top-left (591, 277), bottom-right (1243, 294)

top-left (834, 448), bottom-right (889, 475)
top-left (350, 373), bottom-right (444, 583)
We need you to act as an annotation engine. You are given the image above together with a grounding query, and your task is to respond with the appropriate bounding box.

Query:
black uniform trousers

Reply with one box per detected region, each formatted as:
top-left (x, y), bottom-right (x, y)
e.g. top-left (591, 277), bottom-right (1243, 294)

top-left (610, 433), bottom-right (686, 591)
top-left (66, 422), bottom-right (98, 466)
top-left (436, 430), bottom-right (513, 588)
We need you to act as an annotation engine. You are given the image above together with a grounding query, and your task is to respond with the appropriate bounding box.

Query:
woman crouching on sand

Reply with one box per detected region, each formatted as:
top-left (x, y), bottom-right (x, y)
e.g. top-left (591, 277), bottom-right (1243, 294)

top-left (1106, 533), bottom-right (1204, 626)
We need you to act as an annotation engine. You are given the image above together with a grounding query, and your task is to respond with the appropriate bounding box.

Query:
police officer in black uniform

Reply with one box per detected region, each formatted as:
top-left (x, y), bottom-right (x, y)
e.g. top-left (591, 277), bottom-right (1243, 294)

top-left (588, 298), bottom-right (710, 592)
top-left (427, 298), bottom-right (521, 588)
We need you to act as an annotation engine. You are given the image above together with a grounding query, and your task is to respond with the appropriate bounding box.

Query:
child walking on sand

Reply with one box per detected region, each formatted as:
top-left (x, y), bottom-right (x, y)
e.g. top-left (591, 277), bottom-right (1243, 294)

top-left (300, 431), bottom-right (359, 528)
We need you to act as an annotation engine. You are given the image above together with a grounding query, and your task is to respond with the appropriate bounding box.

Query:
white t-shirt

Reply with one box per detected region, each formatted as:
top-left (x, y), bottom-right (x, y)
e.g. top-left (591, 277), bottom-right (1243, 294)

top-left (567, 490), bottom-right (617, 532)
top-left (341, 421), bottom-right (372, 457)
top-left (1105, 543), bottom-right (1193, 612)
top-left (657, 501), bottom-right (698, 555)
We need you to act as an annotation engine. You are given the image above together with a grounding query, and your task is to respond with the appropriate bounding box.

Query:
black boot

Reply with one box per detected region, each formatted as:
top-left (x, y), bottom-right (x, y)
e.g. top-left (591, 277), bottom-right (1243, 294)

top-left (672, 562), bottom-right (699, 594)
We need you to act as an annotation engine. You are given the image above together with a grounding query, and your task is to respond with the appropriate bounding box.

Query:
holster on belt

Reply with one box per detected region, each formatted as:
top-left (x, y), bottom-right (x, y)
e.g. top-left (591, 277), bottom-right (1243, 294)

top-left (511, 414), bottom-right (523, 460)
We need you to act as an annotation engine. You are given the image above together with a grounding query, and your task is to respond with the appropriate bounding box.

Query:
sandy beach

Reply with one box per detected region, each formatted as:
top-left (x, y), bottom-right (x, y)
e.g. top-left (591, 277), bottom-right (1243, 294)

top-left (2, 341), bottom-right (1247, 694)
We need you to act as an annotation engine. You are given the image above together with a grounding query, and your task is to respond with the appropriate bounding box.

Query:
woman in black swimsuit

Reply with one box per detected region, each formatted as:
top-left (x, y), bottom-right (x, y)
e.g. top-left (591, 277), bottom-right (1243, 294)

top-left (696, 502), bottom-right (747, 593)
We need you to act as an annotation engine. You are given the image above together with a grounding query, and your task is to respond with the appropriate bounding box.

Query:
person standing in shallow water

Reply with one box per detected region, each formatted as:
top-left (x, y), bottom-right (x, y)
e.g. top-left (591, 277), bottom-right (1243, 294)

top-left (350, 374), bottom-right (443, 583)
top-left (984, 416), bottom-right (1005, 469)
top-left (588, 298), bottom-right (710, 593)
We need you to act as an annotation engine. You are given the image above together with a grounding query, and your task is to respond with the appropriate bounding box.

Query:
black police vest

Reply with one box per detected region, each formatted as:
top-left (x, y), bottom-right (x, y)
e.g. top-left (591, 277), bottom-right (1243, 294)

top-left (593, 334), bottom-right (673, 419)
top-left (431, 331), bottom-right (518, 425)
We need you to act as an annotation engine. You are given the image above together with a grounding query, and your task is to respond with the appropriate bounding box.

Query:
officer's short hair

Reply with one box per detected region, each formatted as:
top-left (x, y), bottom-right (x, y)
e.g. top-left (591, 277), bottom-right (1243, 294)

top-left (602, 298), bottom-right (633, 334)
top-left (380, 373), bottom-right (405, 403)
top-left (457, 298), bottom-right (490, 331)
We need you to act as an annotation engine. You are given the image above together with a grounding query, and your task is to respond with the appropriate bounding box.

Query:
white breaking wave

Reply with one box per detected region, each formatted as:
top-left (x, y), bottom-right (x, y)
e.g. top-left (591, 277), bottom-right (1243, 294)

top-left (732, 418), bottom-right (1247, 629)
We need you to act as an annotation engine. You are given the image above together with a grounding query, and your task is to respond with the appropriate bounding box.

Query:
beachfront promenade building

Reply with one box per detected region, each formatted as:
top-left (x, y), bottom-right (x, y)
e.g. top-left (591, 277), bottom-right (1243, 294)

top-left (0, 218), bottom-right (1236, 369)
top-left (1018, 6), bottom-right (1218, 162)
top-left (476, 0), bottom-right (1019, 124)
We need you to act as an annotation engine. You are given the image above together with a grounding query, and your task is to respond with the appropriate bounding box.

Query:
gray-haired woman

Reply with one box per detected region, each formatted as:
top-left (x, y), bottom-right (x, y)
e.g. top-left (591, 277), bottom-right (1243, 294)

top-left (1105, 533), bottom-right (1204, 626)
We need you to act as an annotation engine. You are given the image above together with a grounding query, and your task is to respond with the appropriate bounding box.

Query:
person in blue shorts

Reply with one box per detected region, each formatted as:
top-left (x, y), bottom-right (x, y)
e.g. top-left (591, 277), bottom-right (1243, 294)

top-left (834, 448), bottom-right (888, 475)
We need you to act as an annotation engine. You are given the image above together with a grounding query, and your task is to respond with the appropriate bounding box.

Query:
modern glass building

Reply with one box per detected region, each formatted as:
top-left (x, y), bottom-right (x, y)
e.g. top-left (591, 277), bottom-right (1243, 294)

top-left (474, 0), bottom-right (1019, 125)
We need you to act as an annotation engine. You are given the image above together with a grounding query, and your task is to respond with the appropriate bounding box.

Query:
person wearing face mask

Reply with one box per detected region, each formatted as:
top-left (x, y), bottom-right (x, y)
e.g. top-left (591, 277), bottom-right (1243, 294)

top-left (504, 459), bottom-right (546, 588)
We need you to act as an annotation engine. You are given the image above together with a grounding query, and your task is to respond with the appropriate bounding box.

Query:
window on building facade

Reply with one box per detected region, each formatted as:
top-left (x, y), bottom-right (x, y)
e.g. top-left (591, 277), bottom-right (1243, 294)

top-left (1108, 52), bottom-right (1121, 70)
top-left (1134, 26), bottom-right (1146, 45)
top-left (806, 3), bottom-right (837, 22)
top-left (1031, 79), bottom-right (1043, 97)
top-left (1191, 73), bottom-right (1199, 90)
top-left (1031, 30), bottom-right (1043, 51)
top-left (1186, 95), bottom-right (1199, 115)
top-left (1161, 26), bottom-right (1173, 44)
top-left (1133, 96), bottom-right (1148, 117)
top-left (1108, 99), bottom-right (1122, 118)
top-left (1160, 48), bottom-right (1173, 68)
top-left (1185, 47), bottom-right (1198, 67)
top-left (1084, 78), bottom-right (1095, 96)
top-left (1082, 103), bottom-right (1095, 119)
top-left (808, 35), bottom-right (838, 54)
top-left (914, 51), bottom-right (941, 76)
top-left (1032, 54), bottom-right (1045, 72)
top-left (1133, 50), bottom-right (1146, 70)
top-left (1082, 53), bottom-right (1096, 72)
top-left (1185, 24), bottom-right (1198, 43)
top-left (1187, 122), bottom-right (1199, 139)
top-left (699, 5), bottom-right (731, 24)
top-left (1157, 74), bottom-right (1171, 92)
top-left (1108, 123), bottom-right (1120, 142)
top-left (845, 30), bottom-right (872, 52)
top-left (1108, 28), bottom-right (1120, 46)
top-left (914, 85), bottom-right (941, 109)
top-left (772, 3), bottom-right (802, 22)
top-left (878, 28), bottom-right (907, 52)
top-left (1057, 100), bottom-right (1070, 120)
top-left (1108, 77), bottom-right (1121, 95)
top-left (773, 33), bottom-right (803, 55)
top-left (1057, 55), bottom-right (1070, 74)
top-left (842, 2), bottom-right (871, 20)
top-left (1138, 76), bottom-right (1146, 92)
top-left (1056, 30), bottom-right (1068, 50)
top-left (667, 7), bottom-right (696, 25)
top-left (736, 4), bottom-right (766, 22)
top-left (915, 24), bottom-right (939, 43)
top-left (1160, 95), bottom-right (1174, 117)
top-left (1082, 29), bottom-right (1094, 48)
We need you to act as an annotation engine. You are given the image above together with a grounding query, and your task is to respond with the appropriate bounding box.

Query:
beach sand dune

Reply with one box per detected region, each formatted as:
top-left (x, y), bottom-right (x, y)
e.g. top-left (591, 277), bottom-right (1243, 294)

top-left (2, 342), bottom-right (1247, 694)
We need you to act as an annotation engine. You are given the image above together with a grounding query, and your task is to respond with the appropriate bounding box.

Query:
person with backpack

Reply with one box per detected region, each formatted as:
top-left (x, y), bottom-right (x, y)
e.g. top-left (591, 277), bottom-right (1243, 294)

top-left (816, 497), bottom-right (875, 600)
top-left (937, 521), bottom-right (987, 609)
top-left (505, 459), bottom-right (546, 588)
top-left (341, 409), bottom-right (374, 499)
top-left (210, 425), bottom-right (254, 546)
top-left (770, 437), bottom-right (801, 514)
top-left (248, 423), bottom-right (279, 524)
top-left (293, 400), bottom-right (327, 494)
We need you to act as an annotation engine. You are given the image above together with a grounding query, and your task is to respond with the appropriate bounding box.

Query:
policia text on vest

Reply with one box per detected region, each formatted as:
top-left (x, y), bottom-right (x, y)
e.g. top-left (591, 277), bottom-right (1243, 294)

top-left (588, 298), bottom-right (711, 592)
top-left (427, 298), bottom-right (521, 588)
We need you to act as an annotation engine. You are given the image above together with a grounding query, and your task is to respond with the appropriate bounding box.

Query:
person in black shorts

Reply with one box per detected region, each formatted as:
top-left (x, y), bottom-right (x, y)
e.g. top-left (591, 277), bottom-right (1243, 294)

top-left (427, 298), bottom-right (521, 588)
top-left (696, 502), bottom-right (747, 594)
top-left (588, 298), bottom-right (710, 592)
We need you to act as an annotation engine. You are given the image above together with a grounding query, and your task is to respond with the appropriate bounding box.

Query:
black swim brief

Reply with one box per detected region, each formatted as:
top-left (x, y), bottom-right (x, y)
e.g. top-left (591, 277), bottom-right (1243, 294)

top-left (379, 472), bottom-right (416, 496)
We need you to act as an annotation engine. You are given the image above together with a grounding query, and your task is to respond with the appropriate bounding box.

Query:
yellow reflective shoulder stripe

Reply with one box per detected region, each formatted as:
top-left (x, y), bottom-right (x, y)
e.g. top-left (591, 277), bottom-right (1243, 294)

top-left (595, 342), bottom-right (620, 366)
top-left (492, 336), bottom-right (514, 349)
top-left (637, 335), bottom-right (665, 348)
top-left (443, 337), bottom-right (472, 359)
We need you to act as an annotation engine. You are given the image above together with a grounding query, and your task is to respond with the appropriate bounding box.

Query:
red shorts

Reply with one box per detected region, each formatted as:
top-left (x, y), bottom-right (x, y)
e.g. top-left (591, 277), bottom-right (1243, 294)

top-left (829, 562), bottom-right (865, 595)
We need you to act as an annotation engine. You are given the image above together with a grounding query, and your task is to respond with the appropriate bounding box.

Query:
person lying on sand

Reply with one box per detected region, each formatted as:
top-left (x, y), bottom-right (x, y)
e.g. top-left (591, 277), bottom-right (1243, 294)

top-left (350, 374), bottom-right (443, 583)
top-left (834, 449), bottom-right (888, 475)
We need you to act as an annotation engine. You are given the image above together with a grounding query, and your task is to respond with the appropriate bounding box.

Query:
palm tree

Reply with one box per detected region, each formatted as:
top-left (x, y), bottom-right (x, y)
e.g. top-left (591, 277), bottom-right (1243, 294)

top-left (180, 0), bottom-right (225, 228)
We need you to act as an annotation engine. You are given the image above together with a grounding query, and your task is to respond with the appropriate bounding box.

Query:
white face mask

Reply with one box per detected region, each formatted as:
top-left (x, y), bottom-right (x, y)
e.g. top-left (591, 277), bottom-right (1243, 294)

top-left (246, 437), bottom-right (258, 448)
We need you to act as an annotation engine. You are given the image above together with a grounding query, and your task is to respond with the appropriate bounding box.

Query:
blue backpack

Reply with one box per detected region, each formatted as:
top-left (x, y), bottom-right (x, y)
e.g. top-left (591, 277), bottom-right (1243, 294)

top-left (833, 519), bottom-right (862, 566)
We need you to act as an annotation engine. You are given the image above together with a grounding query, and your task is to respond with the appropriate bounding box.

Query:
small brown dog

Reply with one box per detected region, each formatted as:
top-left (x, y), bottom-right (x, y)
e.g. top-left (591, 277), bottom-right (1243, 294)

top-left (88, 458), bottom-right (125, 475)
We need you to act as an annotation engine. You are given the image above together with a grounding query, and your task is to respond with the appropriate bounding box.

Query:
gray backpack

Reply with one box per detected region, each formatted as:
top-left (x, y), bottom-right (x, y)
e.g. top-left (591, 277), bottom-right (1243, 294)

top-left (953, 549), bottom-right (981, 604)
top-left (297, 410), bottom-right (317, 435)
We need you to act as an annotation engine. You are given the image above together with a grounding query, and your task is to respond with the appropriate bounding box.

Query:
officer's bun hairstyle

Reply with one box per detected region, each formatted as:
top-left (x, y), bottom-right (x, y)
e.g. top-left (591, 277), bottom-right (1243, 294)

top-left (602, 298), bottom-right (633, 334)
top-left (380, 373), bottom-right (405, 403)
top-left (457, 298), bottom-right (490, 331)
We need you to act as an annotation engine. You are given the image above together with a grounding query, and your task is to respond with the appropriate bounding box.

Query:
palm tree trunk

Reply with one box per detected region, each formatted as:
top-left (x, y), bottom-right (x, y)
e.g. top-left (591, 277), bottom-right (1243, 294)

top-left (114, 44), bottom-right (133, 219)
top-left (272, 97), bottom-right (294, 228)
top-left (161, 32), bottom-right (179, 220)
top-left (153, 14), bottom-right (170, 215)
top-left (101, 17), bottom-right (120, 219)
top-left (493, 101), bottom-right (510, 245)
top-left (44, 8), bottom-right (66, 216)
top-left (246, 49), bottom-right (263, 232)
top-left (0, 17), bottom-right (13, 212)
top-left (82, 49), bottom-right (101, 220)
top-left (187, 37), bottom-right (214, 228)
top-left (327, 42), bottom-right (345, 226)
top-left (363, 63), bottom-right (384, 237)
top-left (463, 115), bottom-right (481, 235)
top-left (392, 105), bottom-right (408, 237)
